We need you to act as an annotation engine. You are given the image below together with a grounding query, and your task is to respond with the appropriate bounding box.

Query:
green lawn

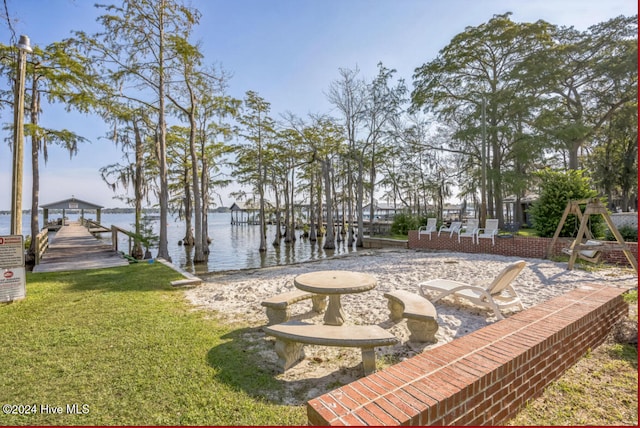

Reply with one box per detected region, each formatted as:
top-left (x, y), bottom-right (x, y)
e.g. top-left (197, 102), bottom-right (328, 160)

top-left (0, 263), bottom-right (306, 426)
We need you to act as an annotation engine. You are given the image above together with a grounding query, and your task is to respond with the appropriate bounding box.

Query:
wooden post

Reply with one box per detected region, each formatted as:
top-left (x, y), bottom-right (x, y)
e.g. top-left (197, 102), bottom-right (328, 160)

top-left (586, 201), bottom-right (638, 274)
top-left (111, 225), bottom-right (118, 252)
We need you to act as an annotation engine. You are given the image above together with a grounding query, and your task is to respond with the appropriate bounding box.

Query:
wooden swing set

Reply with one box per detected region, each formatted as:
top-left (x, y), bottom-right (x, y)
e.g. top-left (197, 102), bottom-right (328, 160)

top-left (546, 198), bottom-right (638, 274)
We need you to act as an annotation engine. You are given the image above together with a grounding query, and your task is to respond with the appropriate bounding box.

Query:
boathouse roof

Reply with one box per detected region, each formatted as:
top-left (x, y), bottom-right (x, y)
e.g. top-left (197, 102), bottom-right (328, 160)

top-left (41, 197), bottom-right (103, 210)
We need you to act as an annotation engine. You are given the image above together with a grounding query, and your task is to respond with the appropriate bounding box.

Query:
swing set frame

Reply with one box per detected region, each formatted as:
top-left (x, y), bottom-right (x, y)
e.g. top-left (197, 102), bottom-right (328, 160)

top-left (546, 198), bottom-right (637, 274)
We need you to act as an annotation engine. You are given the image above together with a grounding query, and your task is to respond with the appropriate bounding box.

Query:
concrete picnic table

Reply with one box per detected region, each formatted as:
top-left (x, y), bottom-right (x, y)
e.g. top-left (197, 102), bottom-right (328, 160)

top-left (293, 270), bottom-right (377, 326)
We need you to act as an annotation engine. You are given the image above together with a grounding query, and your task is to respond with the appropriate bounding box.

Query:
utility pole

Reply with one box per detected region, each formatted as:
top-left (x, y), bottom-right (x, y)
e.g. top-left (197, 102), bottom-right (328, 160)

top-left (10, 35), bottom-right (32, 235)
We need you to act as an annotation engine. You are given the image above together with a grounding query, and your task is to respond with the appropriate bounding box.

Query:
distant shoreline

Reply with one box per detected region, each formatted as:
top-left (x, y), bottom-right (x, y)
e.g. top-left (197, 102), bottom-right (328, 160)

top-left (0, 207), bottom-right (231, 215)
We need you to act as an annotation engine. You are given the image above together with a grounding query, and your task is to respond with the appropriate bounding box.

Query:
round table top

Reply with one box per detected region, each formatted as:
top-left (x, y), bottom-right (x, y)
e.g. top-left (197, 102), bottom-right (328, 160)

top-left (294, 270), bottom-right (377, 295)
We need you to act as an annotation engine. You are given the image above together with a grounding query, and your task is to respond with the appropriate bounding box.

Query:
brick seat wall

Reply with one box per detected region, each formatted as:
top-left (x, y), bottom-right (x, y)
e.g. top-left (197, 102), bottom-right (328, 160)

top-left (307, 284), bottom-right (629, 426)
top-left (407, 231), bottom-right (638, 268)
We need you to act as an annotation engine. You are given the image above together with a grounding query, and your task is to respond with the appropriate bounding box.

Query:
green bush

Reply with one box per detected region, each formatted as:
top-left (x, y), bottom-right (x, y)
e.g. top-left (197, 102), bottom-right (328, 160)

top-left (605, 224), bottom-right (638, 242)
top-left (391, 213), bottom-right (421, 235)
top-left (528, 169), bottom-right (604, 238)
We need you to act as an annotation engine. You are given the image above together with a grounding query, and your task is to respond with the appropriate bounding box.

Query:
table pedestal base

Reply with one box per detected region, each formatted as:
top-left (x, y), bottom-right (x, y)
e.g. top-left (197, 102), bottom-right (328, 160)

top-left (323, 295), bottom-right (346, 326)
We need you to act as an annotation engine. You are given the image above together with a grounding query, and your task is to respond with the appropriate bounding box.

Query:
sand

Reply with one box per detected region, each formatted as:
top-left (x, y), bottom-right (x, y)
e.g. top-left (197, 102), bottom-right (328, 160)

top-left (184, 248), bottom-right (637, 405)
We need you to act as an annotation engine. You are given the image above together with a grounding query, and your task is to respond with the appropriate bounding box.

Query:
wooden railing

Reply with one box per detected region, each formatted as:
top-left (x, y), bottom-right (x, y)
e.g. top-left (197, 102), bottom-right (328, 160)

top-left (80, 218), bottom-right (110, 233)
top-left (111, 225), bottom-right (140, 255)
top-left (78, 218), bottom-right (142, 257)
top-left (34, 228), bottom-right (49, 265)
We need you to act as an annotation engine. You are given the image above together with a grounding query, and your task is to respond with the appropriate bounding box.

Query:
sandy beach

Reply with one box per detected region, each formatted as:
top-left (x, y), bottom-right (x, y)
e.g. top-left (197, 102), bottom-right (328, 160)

top-left (185, 248), bottom-right (637, 405)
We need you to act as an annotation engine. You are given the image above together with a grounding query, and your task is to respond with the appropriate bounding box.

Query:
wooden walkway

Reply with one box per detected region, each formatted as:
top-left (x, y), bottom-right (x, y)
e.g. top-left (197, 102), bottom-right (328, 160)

top-left (33, 221), bottom-right (129, 273)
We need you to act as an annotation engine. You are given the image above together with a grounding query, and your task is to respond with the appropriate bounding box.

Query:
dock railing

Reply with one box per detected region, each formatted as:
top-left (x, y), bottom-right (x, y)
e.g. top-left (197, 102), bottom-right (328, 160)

top-left (78, 218), bottom-right (142, 257)
top-left (110, 225), bottom-right (141, 256)
top-left (80, 218), bottom-right (111, 233)
top-left (34, 228), bottom-right (49, 265)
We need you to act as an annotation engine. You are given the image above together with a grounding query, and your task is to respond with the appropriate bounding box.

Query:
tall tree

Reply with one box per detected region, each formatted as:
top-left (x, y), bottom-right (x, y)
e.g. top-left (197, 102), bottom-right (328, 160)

top-left (196, 92), bottom-right (239, 250)
top-left (234, 91), bottom-right (275, 252)
top-left (166, 37), bottom-right (208, 262)
top-left (587, 103), bottom-right (638, 211)
top-left (101, 108), bottom-right (156, 259)
top-left (412, 13), bottom-right (552, 225)
top-left (327, 67), bottom-right (366, 245)
top-left (528, 15), bottom-right (637, 170)
top-left (0, 40), bottom-right (98, 262)
top-left (308, 116), bottom-right (344, 250)
top-left (362, 63), bottom-right (406, 233)
top-left (78, 0), bottom-right (200, 261)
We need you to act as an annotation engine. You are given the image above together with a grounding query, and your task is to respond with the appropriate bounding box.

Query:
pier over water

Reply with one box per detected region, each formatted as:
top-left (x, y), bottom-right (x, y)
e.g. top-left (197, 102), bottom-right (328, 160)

top-left (33, 221), bottom-right (128, 272)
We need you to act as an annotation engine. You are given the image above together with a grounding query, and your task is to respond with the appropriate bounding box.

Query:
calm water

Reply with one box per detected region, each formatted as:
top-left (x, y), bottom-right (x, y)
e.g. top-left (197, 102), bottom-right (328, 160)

top-left (0, 212), bottom-right (358, 274)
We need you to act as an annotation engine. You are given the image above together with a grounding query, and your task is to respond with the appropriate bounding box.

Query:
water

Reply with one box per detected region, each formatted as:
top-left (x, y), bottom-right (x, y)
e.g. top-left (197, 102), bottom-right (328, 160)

top-left (0, 212), bottom-right (358, 274)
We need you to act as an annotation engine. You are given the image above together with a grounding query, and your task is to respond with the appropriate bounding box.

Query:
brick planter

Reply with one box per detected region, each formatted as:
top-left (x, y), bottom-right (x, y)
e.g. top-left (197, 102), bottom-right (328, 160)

top-left (407, 231), bottom-right (637, 268)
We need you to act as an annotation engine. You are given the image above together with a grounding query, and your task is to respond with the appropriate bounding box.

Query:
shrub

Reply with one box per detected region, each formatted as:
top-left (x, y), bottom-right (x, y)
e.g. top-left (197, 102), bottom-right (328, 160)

top-left (605, 224), bottom-right (638, 242)
top-left (528, 169), bottom-right (604, 238)
top-left (391, 213), bottom-right (421, 235)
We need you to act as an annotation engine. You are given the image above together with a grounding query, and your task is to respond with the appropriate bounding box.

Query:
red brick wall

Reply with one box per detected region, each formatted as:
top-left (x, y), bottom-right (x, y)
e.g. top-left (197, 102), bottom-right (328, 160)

top-left (407, 231), bottom-right (638, 268)
top-left (307, 284), bottom-right (629, 426)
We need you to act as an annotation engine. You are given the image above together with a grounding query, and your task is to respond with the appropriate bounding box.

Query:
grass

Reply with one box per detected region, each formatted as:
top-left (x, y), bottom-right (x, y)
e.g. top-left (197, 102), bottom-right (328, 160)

top-left (509, 290), bottom-right (638, 426)
top-left (1, 262), bottom-right (636, 426)
top-left (0, 263), bottom-right (307, 426)
top-left (508, 342), bottom-right (638, 425)
top-left (514, 228), bottom-right (538, 237)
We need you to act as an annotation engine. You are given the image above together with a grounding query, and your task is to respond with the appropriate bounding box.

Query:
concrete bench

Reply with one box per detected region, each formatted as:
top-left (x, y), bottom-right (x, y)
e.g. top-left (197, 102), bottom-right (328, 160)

top-left (384, 290), bottom-right (439, 343)
top-left (263, 321), bottom-right (399, 376)
top-left (261, 289), bottom-right (327, 325)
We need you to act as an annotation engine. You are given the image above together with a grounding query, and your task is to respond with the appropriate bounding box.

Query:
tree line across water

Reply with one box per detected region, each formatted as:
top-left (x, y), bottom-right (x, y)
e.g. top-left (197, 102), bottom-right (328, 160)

top-left (1, 2), bottom-right (636, 265)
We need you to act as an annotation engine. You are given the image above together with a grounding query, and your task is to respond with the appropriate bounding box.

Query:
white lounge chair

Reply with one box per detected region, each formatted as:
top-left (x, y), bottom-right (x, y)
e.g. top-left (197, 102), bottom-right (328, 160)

top-left (476, 219), bottom-right (499, 245)
top-left (418, 218), bottom-right (437, 240)
top-left (456, 219), bottom-right (479, 243)
top-left (438, 221), bottom-right (462, 238)
top-left (418, 260), bottom-right (526, 320)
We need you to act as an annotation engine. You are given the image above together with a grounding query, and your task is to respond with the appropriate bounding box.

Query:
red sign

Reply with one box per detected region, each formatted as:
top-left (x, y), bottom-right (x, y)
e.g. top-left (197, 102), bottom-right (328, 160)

top-left (0, 236), bottom-right (22, 245)
top-left (3, 270), bottom-right (13, 279)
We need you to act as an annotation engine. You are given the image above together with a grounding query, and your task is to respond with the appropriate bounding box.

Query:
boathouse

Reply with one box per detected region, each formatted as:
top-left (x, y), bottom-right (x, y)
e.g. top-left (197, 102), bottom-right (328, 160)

top-left (229, 201), bottom-right (261, 225)
top-left (41, 197), bottom-right (103, 226)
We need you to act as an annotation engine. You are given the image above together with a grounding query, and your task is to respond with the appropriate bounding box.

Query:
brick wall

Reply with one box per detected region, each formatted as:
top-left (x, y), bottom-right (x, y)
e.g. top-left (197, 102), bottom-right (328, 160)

top-left (407, 231), bottom-right (638, 268)
top-left (307, 284), bottom-right (629, 426)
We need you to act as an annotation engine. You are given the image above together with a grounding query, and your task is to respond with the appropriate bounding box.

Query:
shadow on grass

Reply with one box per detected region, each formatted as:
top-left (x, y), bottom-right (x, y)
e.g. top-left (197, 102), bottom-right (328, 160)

top-left (607, 343), bottom-right (638, 369)
top-left (206, 326), bottom-right (363, 406)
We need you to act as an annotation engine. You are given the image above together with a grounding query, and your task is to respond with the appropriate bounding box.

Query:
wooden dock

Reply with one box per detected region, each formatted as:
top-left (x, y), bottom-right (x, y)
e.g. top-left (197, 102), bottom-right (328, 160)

top-left (33, 221), bottom-right (129, 273)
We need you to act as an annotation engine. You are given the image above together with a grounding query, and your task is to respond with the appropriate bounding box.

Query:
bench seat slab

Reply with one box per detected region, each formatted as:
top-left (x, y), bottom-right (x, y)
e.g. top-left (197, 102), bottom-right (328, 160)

top-left (264, 321), bottom-right (398, 376)
top-left (384, 290), bottom-right (439, 343)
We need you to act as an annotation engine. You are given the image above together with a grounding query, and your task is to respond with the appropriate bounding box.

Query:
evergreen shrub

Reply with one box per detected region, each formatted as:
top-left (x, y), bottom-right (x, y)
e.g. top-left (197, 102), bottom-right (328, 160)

top-left (529, 169), bottom-right (604, 238)
top-left (391, 213), bottom-right (421, 235)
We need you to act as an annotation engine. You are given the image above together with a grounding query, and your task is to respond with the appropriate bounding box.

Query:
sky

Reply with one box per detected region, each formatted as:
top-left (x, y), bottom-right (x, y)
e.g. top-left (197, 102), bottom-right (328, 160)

top-left (0, 0), bottom-right (637, 210)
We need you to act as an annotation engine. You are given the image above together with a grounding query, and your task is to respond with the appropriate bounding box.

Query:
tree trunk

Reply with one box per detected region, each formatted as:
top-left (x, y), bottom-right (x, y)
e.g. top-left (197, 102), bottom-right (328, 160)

top-left (188, 112), bottom-right (205, 262)
top-left (28, 78), bottom-right (40, 264)
top-left (131, 120), bottom-right (145, 259)
top-left (200, 155), bottom-right (210, 253)
top-left (309, 173), bottom-right (317, 241)
top-left (322, 157), bottom-right (335, 250)
top-left (356, 156), bottom-right (365, 247)
top-left (259, 164), bottom-right (267, 252)
top-left (182, 172), bottom-right (194, 246)
top-left (568, 138), bottom-right (583, 170)
top-left (272, 183), bottom-right (281, 246)
top-left (156, 6), bottom-right (170, 261)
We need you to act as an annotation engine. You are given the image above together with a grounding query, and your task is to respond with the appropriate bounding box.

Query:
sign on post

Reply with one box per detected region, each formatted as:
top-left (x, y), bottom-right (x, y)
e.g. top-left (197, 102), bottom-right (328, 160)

top-left (0, 267), bottom-right (26, 301)
top-left (0, 235), bottom-right (26, 302)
